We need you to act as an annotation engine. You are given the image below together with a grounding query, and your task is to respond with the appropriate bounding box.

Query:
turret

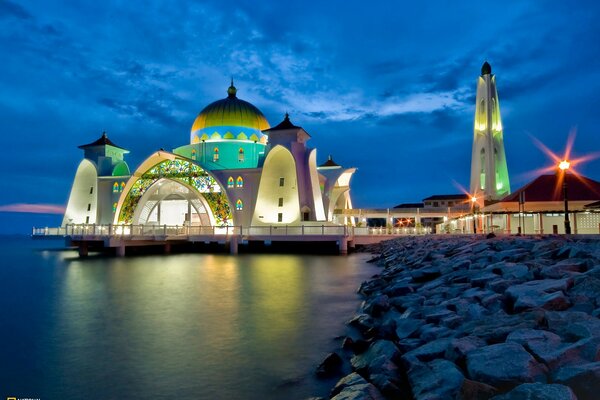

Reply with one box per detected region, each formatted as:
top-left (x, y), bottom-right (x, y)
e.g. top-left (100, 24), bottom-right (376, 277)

top-left (469, 62), bottom-right (511, 201)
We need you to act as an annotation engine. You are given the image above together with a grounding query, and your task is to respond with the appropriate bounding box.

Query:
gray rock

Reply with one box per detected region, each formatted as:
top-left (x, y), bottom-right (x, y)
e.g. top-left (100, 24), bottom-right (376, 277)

top-left (402, 337), bottom-right (451, 369)
top-left (466, 343), bottom-right (548, 389)
top-left (553, 362), bottom-right (600, 400)
top-left (445, 336), bottom-right (487, 365)
top-left (458, 311), bottom-right (544, 343)
top-left (330, 372), bottom-right (385, 400)
top-left (491, 383), bottom-right (577, 400)
top-left (541, 259), bottom-right (587, 279)
top-left (506, 279), bottom-right (572, 312)
top-left (362, 294), bottom-right (390, 317)
top-left (316, 352), bottom-right (343, 378)
top-left (351, 340), bottom-right (400, 374)
top-left (545, 310), bottom-right (600, 341)
top-left (394, 318), bottom-right (424, 340)
top-left (514, 290), bottom-right (571, 312)
top-left (408, 359), bottom-right (464, 400)
top-left (460, 379), bottom-right (499, 400)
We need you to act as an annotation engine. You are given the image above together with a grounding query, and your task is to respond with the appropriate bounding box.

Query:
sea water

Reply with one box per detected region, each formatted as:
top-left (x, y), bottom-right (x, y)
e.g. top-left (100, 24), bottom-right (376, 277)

top-left (0, 236), bottom-right (379, 399)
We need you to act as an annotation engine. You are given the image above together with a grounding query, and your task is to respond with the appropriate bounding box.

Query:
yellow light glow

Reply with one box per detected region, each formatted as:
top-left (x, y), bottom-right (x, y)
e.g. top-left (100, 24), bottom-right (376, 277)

top-left (558, 160), bottom-right (570, 171)
top-left (471, 196), bottom-right (477, 203)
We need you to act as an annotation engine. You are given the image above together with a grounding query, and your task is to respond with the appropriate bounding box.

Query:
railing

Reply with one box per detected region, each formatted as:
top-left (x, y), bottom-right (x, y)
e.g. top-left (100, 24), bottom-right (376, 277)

top-left (32, 224), bottom-right (431, 239)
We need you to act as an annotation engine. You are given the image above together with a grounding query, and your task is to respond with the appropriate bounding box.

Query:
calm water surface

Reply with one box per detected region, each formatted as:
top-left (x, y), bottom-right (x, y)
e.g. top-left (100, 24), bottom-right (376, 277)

top-left (0, 237), bottom-right (379, 399)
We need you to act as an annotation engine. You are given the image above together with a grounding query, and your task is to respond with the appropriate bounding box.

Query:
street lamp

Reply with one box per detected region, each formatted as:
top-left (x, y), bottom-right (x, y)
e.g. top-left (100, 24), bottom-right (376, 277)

top-left (559, 159), bottom-right (571, 234)
top-left (471, 196), bottom-right (478, 234)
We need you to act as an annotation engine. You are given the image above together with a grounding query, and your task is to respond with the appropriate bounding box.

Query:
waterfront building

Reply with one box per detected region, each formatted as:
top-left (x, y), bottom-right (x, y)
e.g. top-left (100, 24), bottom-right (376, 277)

top-left (62, 82), bottom-right (356, 230)
top-left (469, 62), bottom-right (511, 201)
top-left (440, 173), bottom-right (600, 234)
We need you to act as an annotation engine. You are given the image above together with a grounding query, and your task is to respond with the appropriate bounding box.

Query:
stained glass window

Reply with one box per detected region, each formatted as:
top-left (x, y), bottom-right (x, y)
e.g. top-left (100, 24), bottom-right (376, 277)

top-left (236, 176), bottom-right (243, 188)
top-left (238, 148), bottom-right (244, 162)
top-left (228, 176), bottom-right (234, 188)
top-left (191, 149), bottom-right (197, 160)
top-left (213, 147), bottom-right (219, 162)
top-left (236, 199), bottom-right (243, 211)
top-left (118, 157), bottom-right (232, 226)
top-left (120, 182), bottom-right (126, 192)
top-left (112, 202), bottom-right (117, 213)
top-left (113, 182), bottom-right (119, 193)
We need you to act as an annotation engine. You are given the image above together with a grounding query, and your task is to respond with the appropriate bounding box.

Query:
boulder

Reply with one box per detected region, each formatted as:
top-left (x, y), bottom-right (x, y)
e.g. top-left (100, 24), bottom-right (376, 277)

top-left (458, 311), bottom-right (544, 343)
top-left (316, 352), bottom-right (343, 378)
top-left (407, 359), bottom-right (464, 400)
top-left (350, 340), bottom-right (400, 374)
top-left (394, 318), bottom-right (425, 340)
top-left (514, 291), bottom-right (571, 312)
top-left (445, 336), bottom-right (487, 366)
top-left (460, 379), bottom-right (499, 400)
top-left (545, 310), bottom-right (600, 341)
top-left (553, 362), bottom-right (600, 400)
top-left (490, 383), bottom-right (576, 400)
top-left (401, 338), bottom-right (451, 369)
top-left (362, 294), bottom-right (390, 317)
top-left (330, 373), bottom-right (385, 400)
top-left (541, 259), bottom-right (587, 279)
top-left (466, 343), bottom-right (548, 390)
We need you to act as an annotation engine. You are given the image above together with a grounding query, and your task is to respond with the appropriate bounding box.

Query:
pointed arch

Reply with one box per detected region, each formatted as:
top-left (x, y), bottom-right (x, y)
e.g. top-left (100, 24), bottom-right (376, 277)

top-left (227, 176), bottom-right (234, 188)
top-left (236, 176), bottom-right (244, 188)
top-left (114, 152), bottom-right (233, 226)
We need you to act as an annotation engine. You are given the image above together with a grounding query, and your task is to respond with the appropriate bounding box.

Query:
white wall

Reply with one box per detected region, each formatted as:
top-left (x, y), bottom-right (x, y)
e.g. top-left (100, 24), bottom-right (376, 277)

top-left (62, 159), bottom-right (98, 226)
top-left (252, 145), bottom-right (300, 224)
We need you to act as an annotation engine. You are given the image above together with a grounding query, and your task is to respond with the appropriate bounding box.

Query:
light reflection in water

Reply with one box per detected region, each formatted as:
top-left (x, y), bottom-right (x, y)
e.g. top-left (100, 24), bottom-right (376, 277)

top-left (2, 243), bottom-right (379, 400)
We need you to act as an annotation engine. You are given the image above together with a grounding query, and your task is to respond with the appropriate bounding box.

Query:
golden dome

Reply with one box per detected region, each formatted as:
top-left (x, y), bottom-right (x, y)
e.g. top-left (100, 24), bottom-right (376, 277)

top-left (190, 82), bottom-right (270, 143)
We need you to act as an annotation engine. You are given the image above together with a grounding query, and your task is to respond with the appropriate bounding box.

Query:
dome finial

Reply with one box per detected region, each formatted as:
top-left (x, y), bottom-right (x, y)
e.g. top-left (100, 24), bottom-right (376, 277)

top-left (227, 78), bottom-right (237, 98)
top-left (284, 111), bottom-right (290, 121)
top-left (481, 61), bottom-right (492, 75)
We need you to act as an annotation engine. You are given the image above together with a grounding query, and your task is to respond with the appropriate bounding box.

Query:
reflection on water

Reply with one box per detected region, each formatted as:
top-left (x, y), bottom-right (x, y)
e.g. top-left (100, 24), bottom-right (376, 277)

top-left (0, 238), bottom-right (379, 400)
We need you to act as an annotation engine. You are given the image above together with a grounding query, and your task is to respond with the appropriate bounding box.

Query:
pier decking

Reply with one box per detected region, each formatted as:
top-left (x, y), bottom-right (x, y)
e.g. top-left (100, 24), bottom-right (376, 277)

top-left (32, 222), bottom-right (430, 256)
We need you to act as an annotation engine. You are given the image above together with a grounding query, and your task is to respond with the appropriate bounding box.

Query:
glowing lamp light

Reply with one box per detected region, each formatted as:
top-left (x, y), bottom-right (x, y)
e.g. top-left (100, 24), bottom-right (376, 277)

top-left (471, 196), bottom-right (477, 204)
top-left (558, 160), bottom-right (570, 171)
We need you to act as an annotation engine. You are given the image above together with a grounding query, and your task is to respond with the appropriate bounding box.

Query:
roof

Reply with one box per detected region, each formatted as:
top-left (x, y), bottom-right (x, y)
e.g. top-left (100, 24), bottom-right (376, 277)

top-left (394, 203), bottom-right (424, 209)
top-left (422, 194), bottom-right (470, 201)
top-left (78, 132), bottom-right (127, 150)
top-left (585, 200), bottom-right (600, 209)
top-left (481, 61), bottom-right (492, 75)
top-left (263, 113), bottom-right (301, 132)
top-left (319, 155), bottom-right (340, 168)
top-left (501, 174), bottom-right (600, 202)
top-left (190, 82), bottom-right (270, 134)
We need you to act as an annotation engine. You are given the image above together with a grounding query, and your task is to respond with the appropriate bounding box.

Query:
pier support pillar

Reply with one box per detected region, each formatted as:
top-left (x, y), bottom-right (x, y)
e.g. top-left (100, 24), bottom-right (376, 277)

top-left (164, 242), bottom-right (171, 254)
top-left (78, 243), bottom-right (88, 257)
top-left (116, 243), bottom-right (126, 257)
top-left (348, 240), bottom-right (355, 250)
top-left (339, 238), bottom-right (348, 255)
top-left (229, 237), bottom-right (239, 255)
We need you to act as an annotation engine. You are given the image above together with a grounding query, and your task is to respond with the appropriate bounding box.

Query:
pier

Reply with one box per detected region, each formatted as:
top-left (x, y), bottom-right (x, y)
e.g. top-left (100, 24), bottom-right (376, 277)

top-left (31, 222), bottom-right (430, 257)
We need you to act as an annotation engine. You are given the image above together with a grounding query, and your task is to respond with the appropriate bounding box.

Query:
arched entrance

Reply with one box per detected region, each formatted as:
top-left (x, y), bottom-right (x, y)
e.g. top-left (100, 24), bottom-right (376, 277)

top-left (114, 152), bottom-right (233, 227)
top-left (132, 179), bottom-right (213, 226)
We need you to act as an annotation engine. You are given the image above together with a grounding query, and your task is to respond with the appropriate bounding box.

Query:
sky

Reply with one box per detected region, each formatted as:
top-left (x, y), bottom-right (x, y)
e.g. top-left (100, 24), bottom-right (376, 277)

top-left (1, 1), bottom-right (600, 233)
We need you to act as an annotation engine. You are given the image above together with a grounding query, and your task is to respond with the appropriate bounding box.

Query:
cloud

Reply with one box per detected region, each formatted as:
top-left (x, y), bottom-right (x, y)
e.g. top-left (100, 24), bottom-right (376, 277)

top-left (0, 203), bottom-right (66, 214)
top-left (0, 0), bottom-right (31, 19)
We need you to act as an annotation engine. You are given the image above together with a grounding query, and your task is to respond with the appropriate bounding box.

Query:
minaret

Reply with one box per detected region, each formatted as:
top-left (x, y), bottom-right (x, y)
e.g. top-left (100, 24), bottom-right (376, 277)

top-left (469, 61), bottom-right (511, 201)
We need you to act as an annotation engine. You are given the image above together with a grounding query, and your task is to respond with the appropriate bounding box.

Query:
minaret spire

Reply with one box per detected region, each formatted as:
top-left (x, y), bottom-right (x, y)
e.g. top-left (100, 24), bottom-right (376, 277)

top-left (469, 61), bottom-right (511, 201)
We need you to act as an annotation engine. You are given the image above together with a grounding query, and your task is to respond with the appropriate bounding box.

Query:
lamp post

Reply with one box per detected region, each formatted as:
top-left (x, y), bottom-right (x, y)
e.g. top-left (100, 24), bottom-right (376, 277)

top-left (471, 196), bottom-right (478, 234)
top-left (559, 160), bottom-right (571, 234)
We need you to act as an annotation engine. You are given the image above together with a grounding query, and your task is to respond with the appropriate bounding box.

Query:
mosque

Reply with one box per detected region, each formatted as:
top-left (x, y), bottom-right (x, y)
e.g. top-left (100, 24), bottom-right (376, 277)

top-left (61, 82), bottom-right (356, 231)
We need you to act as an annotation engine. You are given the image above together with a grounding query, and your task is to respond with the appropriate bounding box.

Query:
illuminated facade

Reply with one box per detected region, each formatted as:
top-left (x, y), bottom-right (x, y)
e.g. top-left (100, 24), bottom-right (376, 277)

top-left (469, 61), bottom-right (511, 201)
top-left (62, 82), bottom-right (356, 229)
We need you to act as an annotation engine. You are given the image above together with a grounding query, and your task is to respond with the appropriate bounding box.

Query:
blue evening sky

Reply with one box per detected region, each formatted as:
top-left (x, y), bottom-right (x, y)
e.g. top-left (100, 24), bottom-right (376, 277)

top-left (1, 1), bottom-right (599, 233)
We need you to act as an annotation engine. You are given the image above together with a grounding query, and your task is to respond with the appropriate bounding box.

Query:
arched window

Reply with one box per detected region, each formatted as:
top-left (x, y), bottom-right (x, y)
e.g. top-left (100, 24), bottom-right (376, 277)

top-left (120, 182), bottom-right (126, 192)
top-left (191, 149), bottom-right (197, 160)
top-left (236, 199), bottom-right (243, 211)
top-left (113, 182), bottom-right (119, 193)
top-left (238, 148), bottom-right (244, 162)
top-left (112, 202), bottom-right (118, 213)
top-left (213, 147), bottom-right (219, 162)
top-left (236, 176), bottom-right (243, 188)
top-left (227, 176), bottom-right (234, 188)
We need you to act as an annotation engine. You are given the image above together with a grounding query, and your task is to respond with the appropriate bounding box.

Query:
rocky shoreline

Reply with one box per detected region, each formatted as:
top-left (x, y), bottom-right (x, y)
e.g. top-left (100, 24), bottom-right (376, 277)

top-left (312, 235), bottom-right (600, 400)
